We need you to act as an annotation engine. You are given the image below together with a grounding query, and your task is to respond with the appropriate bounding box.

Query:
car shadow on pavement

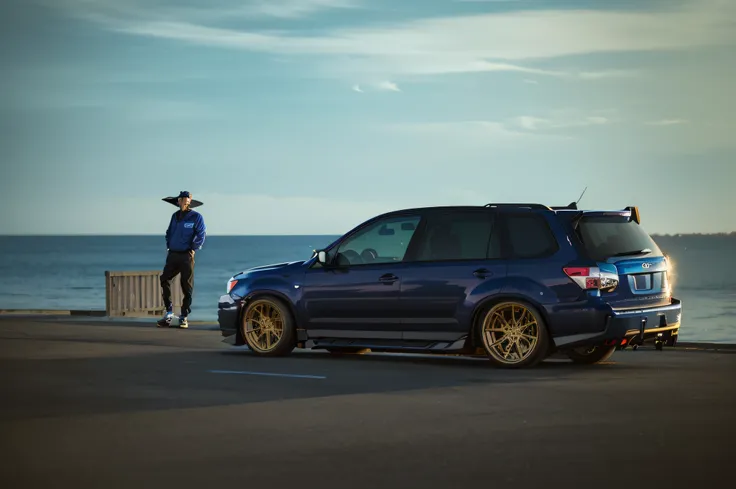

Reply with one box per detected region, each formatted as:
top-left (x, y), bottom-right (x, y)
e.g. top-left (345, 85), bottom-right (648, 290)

top-left (0, 343), bottom-right (636, 421)
top-left (220, 345), bottom-right (639, 372)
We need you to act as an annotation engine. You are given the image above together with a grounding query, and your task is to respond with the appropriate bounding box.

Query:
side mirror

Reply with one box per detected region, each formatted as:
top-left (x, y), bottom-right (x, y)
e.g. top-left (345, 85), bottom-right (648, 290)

top-left (317, 250), bottom-right (328, 264)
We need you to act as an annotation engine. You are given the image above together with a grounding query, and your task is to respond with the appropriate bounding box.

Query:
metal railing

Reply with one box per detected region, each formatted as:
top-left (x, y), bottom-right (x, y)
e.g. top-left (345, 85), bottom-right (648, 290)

top-left (105, 270), bottom-right (183, 317)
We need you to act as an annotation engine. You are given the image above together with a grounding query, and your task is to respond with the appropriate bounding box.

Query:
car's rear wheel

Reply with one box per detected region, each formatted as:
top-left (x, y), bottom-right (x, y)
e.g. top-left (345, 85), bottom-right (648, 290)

top-left (478, 301), bottom-right (549, 368)
top-left (564, 345), bottom-right (616, 365)
top-left (242, 297), bottom-right (296, 356)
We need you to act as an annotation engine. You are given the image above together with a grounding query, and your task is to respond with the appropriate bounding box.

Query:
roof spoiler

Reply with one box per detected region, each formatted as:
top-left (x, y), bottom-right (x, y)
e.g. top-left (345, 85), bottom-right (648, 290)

top-left (625, 206), bottom-right (641, 224)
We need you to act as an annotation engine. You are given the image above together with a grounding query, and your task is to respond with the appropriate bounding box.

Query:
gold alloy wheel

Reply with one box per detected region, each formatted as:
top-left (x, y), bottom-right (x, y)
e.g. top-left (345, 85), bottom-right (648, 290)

top-left (244, 299), bottom-right (285, 353)
top-left (481, 302), bottom-right (540, 365)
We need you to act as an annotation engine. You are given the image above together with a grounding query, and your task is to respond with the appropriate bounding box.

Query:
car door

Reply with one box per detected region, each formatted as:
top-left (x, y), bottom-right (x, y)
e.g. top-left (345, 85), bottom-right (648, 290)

top-left (399, 209), bottom-right (507, 342)
top-left (301, 213), bottom-right (424, 340)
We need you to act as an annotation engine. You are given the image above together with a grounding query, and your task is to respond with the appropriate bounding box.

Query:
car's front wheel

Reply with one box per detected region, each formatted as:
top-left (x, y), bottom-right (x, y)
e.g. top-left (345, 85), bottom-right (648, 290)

top-left (564, 345), bottom-right (616, 364)
top-left (477, 300), bottom-right (550, 368)
top-left (241, 296), bottom-right (296, 356)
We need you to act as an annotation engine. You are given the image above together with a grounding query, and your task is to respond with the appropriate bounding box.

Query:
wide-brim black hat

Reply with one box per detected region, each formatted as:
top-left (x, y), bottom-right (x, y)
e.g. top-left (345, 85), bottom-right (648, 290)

top-left (163, 191), bottom-right (203, 208)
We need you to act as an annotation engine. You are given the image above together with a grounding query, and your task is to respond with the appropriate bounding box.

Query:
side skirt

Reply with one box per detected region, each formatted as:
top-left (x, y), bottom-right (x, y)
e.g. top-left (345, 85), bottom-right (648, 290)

top-left (301, 336), bottom-right (471, 354)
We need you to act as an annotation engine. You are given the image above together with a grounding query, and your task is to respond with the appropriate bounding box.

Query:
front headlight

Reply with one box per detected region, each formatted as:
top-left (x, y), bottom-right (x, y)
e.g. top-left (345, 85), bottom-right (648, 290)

top-left (227, 278), bottom-right (239, 294)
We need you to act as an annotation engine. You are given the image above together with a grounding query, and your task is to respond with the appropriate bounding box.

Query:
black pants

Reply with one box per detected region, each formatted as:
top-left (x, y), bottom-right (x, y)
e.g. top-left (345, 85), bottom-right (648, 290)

top-left (160, 251), bottom-right (195, 316)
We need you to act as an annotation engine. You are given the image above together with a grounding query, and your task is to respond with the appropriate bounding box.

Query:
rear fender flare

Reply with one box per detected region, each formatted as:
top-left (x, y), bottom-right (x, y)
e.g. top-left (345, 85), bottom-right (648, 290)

top-left (468, 294), bottom-right (555, 350)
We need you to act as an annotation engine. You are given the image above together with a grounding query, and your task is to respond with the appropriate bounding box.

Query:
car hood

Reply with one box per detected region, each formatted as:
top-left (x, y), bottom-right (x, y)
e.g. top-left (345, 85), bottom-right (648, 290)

top-left (233, 260), bottom-right (305, 279)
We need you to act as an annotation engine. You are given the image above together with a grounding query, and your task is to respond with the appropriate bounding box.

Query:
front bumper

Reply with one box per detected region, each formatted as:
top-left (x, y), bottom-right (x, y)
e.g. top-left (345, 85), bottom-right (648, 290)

top-left (555, 297), bottom-right (682, 349)
top-left (217, 294), bottom-right (242, 340)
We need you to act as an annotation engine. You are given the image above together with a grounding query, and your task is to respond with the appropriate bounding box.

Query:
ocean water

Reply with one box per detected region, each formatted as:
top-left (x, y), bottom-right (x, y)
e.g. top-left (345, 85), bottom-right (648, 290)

top-left (0, 234), bottom-right (734, 343)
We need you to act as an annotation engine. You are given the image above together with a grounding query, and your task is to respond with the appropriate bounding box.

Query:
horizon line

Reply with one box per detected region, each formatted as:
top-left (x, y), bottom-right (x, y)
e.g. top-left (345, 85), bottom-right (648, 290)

top-left (0, 233), bottom-right (343, 237)
top-left (1, 232), bottom-right (735, 238)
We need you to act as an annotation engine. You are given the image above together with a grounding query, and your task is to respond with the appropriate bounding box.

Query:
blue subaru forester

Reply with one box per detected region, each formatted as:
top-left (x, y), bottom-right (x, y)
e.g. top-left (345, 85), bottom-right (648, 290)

top-left (217, 203), bottom-right (681, 368)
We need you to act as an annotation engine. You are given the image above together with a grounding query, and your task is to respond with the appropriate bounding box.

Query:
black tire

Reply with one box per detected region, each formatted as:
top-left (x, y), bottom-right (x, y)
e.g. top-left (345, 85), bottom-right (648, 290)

top-left (477, 300), bottom-right (550, 369)
top-left (241, 296), bottom-right (296, 357)
top-left (565, 345), bottom-right (616, 364)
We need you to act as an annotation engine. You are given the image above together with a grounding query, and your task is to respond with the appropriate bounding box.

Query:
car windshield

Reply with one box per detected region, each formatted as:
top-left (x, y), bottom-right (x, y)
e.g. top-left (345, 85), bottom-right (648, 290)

top-left (576, 215), bottom-right (662, 261)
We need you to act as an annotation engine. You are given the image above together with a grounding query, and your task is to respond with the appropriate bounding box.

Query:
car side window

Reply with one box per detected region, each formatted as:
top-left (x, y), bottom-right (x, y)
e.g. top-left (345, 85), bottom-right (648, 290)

top-left (335, 215), bottom-right (422, 266)
top-left (505, 213), bottom-right (559, 259)
top-left (412, 211), bottom-right (498, 261)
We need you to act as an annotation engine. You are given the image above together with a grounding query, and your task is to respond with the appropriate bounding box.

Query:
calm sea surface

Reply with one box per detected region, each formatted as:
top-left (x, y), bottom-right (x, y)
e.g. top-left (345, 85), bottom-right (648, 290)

top-left (0, 234), bottom-right (734, 343)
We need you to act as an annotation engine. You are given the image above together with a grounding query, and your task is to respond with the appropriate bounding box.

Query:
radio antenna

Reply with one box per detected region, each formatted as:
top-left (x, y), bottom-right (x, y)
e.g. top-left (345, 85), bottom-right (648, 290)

top-left (562, 186), bottom-right (588, 210)
top-left (575, 186), bottom-right (588, 206)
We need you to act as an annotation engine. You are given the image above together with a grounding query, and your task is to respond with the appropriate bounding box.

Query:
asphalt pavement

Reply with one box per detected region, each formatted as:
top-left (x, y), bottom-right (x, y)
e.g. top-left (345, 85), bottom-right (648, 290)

top-left (0, 317), bottom-right (734, 489)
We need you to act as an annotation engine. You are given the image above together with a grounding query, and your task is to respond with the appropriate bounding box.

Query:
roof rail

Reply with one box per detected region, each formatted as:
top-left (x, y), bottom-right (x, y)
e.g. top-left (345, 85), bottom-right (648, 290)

top-left (484, 203), bottom-right (551, 210)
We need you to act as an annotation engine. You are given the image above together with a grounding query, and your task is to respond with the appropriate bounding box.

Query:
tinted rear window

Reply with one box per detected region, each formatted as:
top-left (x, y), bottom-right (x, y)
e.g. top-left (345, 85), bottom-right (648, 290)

top-left (505, 214), bottom-right (559, 258)
top-left (413, 211), bottom-right (497, 261)
top-left (577, 216), bottom-right (662, 261)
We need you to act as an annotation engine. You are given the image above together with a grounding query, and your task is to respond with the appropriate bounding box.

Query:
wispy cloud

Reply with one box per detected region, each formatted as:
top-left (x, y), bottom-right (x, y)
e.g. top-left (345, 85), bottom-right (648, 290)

top-left (516, 116), bottom-right (610, 130)
top-left (350, 81), bottom-right (400, 92)
top-left (238, 0), bottom-right (359, 19)
top-left (377, 81), bottom-right (401, 92)
top-left (391, 120), bottom-right (533, 141)
top-left (577, 70), bottom-right (638, 80)
top-left (510, 106), bottom-right (619, 132)
top-left (53, 0), bottom-right (735, 84)
top-left (512, 114), bottom-right (611, 131)
top-left (646, 119), bottom-right (689, 126)
top-left (514, 116), bottom-right (545, 131)
top-left (391, 109), bottom-right (614, 147)
top-left (50, 0), bottom-right (360, 22)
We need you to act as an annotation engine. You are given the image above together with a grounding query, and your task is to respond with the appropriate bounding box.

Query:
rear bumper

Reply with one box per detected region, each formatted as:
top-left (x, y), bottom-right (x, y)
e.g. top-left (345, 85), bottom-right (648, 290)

top-left (608, 297), bottom-right (681, 342)
top-left (217, 294), bottom-right (242, 339)
top-left (554, 297), bottom-right (682, 349)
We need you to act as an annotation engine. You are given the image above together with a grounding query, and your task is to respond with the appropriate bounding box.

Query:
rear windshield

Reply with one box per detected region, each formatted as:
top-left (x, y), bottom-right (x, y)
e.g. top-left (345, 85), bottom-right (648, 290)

top-left (576, 216), bottom-right (662, 261)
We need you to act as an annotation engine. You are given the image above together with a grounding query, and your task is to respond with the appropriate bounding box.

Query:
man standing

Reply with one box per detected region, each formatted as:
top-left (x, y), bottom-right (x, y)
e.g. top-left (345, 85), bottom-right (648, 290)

top-left (157, 191), bottom-right (206, 328)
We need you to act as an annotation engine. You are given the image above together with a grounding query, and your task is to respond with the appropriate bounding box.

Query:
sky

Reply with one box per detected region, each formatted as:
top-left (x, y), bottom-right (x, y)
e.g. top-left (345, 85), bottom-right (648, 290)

top-left (1, 0), bottom-right (735, 236)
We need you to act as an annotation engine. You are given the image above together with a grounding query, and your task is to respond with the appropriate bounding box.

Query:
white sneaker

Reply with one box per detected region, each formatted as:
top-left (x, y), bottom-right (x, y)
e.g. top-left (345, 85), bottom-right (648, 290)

top-left (157, 311), bottom-right (173, 328)
top-left (178, 316), bottom-right (188, 329)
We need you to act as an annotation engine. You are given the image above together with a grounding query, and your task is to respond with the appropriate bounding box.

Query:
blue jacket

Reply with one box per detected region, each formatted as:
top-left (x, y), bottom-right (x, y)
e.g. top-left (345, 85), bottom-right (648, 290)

top-left (166, 210), bottom-right (206, 252)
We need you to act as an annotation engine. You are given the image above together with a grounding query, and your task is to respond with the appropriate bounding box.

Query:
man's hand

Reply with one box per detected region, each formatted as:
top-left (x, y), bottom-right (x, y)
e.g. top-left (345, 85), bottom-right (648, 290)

top-left (188, 249), bottom-right (195, 258)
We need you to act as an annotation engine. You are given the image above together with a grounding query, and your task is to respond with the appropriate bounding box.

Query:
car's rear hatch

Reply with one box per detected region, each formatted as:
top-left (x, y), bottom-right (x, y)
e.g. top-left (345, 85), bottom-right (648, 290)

top-left (574, 211), bottom-right (671, 309)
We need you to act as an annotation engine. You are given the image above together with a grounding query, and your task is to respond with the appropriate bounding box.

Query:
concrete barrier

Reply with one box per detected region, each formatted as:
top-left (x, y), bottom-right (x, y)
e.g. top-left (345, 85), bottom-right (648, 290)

top-left (105, 270), bottom-right (183, 317)
top-left (0, 309), bottom-right (106, 316)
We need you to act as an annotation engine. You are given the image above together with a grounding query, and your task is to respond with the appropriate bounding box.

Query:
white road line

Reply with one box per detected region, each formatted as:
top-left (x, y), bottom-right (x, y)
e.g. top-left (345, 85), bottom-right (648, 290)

top-left (208, 370), bottom-right (326, 379)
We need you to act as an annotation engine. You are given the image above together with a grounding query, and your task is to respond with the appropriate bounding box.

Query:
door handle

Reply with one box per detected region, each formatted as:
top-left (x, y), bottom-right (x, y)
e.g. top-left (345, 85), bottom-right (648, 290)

top-left (473, 268), bottom-right (492, 278)
top-left (378, 273), bottom-right (398, 284)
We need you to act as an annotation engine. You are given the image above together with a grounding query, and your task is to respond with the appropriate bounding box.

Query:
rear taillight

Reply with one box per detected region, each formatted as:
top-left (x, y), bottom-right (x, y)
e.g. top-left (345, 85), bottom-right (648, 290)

top-left (564, 267), bottom-right (619, 292)
top-left (663, 255), bottom-right (673, 295)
